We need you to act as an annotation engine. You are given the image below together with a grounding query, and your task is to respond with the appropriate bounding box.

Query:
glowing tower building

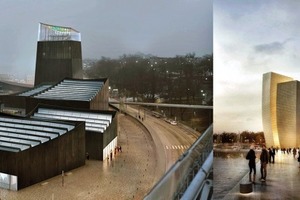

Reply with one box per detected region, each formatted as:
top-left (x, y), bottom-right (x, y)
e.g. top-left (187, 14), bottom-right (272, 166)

top-left (276, 80), bottom-right (300, 148)
top-left (262, 72), bottom-right (293, 147)
top-left (34, 23), bottom-right (83, 86)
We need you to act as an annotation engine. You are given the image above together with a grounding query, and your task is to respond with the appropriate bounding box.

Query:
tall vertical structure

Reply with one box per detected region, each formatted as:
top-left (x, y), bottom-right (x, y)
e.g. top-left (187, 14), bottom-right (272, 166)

top-left (34, 23), bottom-right (83, 86)
top-left (262, 72), bottom-right (293, 147)
top-left (276, 81), bottom-right (300, 148)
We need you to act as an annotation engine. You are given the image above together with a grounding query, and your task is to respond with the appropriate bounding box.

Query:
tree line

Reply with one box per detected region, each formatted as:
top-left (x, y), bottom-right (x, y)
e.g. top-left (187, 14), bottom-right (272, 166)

top-left (213, 131), bottom-right (265, 144)
top-left (84, 53), bottom-right (213, 105)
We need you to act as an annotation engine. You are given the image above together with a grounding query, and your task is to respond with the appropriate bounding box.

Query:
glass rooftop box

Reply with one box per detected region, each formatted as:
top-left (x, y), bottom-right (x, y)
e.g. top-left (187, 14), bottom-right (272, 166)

top-left (38, 22), bottom-right (81, 42)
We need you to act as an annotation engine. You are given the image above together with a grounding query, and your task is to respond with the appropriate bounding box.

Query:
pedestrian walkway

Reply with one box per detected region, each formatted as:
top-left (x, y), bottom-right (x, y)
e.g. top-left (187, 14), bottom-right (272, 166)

top-left (223, 151), bottom-right (300, 200)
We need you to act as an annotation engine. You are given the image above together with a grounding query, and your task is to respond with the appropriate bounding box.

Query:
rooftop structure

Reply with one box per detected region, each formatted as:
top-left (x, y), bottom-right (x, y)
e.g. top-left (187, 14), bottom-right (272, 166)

top-left (30, 105), bottom-right (117, 160)
top-left (0, 117), bottom-right (74, 152)
top-left (34, 23), bottom-right (83, 86)
top-left (33, 79), bottom-right (103, 101)
top-left (0, 114), bottom-right (85, 190)
top-left (38, 23), bottom-right (81, 41)
top-left (18, 85), bottom-right (52, 97)
top-left (32, 107), bottom-right (112, 133)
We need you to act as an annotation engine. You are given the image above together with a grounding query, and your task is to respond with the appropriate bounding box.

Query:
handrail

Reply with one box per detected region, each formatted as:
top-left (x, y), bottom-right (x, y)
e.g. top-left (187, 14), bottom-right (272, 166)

top-left (181, 151), bottom-right (213, 200)
top-left (144, 124), bottom-right (213, 200)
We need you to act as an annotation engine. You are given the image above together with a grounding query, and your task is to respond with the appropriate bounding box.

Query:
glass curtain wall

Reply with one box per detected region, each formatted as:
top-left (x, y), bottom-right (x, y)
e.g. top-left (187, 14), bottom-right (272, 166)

top-left (0, 172), bottom-right (18, 190)
top-left (38, 23), bottom-right (81, 41)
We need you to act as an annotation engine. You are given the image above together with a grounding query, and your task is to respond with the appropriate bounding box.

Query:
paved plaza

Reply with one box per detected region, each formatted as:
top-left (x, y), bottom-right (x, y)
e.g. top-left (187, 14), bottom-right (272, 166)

top-left (223, 151), bottom-right (300, 200)
top-left (0, 114), bottom-right (160, 200)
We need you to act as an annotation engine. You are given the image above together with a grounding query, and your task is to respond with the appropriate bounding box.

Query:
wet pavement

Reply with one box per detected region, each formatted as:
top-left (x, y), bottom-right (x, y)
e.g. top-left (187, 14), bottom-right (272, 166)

top-left (222, 151), bottom-right (300, 200)
top-left (0, 114), bottom-right (159, 200)
top-left (213, 154), bottom-right (249, 199)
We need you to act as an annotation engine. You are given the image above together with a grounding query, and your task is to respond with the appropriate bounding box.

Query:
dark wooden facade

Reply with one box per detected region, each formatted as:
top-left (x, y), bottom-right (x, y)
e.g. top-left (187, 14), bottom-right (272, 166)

top-left (34, 41), bottom-right (83, 86)
top-left (0, 120), bottom-right (85, 190)
top-left (26, 78), bottom-right (109, 113)
top-left (86, 114), bottom-right (117, 160)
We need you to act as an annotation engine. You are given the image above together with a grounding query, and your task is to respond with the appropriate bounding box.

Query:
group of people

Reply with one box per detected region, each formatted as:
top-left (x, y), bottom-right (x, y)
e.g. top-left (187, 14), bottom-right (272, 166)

top-left (246, 144), bottom-right (300, 183)
top-left (246, 145), bottom-right (275, 183)
top-left (107, 146), bottom-right (123, 162)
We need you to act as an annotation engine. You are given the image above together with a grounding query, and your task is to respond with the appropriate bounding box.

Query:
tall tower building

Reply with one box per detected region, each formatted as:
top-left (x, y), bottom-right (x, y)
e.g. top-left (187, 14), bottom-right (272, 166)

top-left (34, 23), bottom-right (83, 86)
top-left (262, 72), bottom-right (293, 147)
top-left (277, 81), bottom-right (300, 148)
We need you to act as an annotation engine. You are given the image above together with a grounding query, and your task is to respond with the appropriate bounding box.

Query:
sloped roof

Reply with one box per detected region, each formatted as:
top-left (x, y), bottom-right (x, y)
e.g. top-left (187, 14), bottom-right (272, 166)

top-left (31, 107), bottom-right (112, 133)
top-left (0, 116), bottom-right (75, 152)
top-left (33, 79), bottom-right (104, 101)
top-left (18, 85), bottom-right (52, 97)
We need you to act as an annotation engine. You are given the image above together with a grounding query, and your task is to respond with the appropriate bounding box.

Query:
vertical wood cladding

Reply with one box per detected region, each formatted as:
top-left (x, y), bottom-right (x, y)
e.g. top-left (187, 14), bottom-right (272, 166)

top-left (26, 98), bottom-right (90, 114)
top-left (90, 79), bottom-right (109, 111)
top-left (85, 114), bottom-right (117, 160)
top-left (0, 121), bottom-right (85, 190)
top-left (34, 41), bottom-right (83, 86)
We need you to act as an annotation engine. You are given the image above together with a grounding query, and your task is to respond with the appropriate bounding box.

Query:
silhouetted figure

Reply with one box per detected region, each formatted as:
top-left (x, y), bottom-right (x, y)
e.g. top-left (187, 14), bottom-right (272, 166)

top-left (268, 148), bottom-right (272, 163)
top-left (246, 144), bottom-right (256, 184)
top-left (260, 145), bottom-right (269, 182)
top-left (293, 148), bottom-right (297, 159)
top-left (298, 152), bottom-right (300, 167)
top-left (271, 146), bottom-right (275, 163)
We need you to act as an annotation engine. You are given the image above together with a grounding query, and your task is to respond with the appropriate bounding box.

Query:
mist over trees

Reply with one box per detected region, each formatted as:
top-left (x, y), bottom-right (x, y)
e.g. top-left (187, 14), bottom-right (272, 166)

top-left (84, 53), bottom-right (213, 105)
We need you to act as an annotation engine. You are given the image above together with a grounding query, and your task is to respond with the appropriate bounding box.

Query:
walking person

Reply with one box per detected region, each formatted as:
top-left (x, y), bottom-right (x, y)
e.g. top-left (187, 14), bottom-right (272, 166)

top-left (271, 146), bottom-right (275, 163)
top-left (246, 144), bottom-right (256, 184)
top-left (110, 150), bottom-right (113, 161)
top-left (293, 148), bottom-right (297, 159)
top-left (268, 148), bottom-right (272, 163)
top-left (298, 151), bottom-right (300, 167)
top-left (260, 145), bottom-right (269, 181)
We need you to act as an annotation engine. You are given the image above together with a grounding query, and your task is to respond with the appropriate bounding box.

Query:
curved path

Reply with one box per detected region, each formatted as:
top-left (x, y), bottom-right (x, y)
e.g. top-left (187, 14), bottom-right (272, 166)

top-left (124, 105), bottom-right (200, 172)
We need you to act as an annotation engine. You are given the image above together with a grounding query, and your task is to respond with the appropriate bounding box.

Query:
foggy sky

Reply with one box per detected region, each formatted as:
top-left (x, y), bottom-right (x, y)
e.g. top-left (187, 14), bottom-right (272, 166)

top-left (0, 0), bottom-right (212, 79)
top-left (214, 0), bottom-right (300, 133)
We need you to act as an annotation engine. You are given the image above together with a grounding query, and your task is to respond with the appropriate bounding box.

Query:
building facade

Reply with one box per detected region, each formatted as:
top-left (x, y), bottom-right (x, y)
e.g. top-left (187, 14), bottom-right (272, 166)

top-left (262, 72), bottom-right (294, 147)
top-left (34, 23), bottom-right (83, 86)
top-left (31, 105), bottom-right (117, 160)
top-left (0, 115), bottom-right (85, 190)
top-left (0, 23), bottom-right (117, 190)
top-left (276, 81), bottom-right (300, 148)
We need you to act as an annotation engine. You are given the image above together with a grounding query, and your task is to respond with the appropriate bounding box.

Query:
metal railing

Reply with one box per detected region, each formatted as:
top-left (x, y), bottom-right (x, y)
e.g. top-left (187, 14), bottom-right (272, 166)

top-left (144, 124), bottom-right (213, 200)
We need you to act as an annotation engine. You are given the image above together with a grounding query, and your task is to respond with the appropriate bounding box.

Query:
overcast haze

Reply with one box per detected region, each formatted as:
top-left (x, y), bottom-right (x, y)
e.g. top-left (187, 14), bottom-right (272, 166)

top-left (0, 0), bottom-right (212, 79)
top-left (214, 0), bottom-right (300, 133)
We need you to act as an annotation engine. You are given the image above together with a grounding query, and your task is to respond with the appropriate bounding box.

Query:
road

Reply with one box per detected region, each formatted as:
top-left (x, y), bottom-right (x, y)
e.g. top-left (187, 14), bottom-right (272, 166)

top-left (123, 104), bottom-right (201, 173)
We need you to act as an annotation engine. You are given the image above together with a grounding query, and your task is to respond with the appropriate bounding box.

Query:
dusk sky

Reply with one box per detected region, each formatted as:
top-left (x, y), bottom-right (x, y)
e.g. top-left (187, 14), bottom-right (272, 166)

top-left (0, 0), bottom-right (212, 79)
top-left (214, 0), bottom-right (300, 133)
